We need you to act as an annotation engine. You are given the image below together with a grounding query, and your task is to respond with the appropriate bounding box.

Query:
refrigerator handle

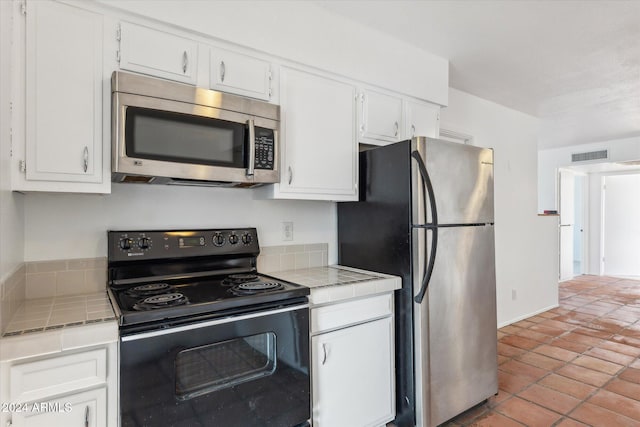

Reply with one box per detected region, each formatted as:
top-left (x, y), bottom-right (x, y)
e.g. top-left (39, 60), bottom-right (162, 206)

top-left (411, 150), bottom-right (438, 304)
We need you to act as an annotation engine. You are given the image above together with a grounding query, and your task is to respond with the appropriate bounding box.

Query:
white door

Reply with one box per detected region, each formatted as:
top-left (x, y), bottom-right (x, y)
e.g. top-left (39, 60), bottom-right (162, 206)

top-left (25, 0), bottom-right (103, 184)
top-left (603, 174), bottom-right (640, 276)
top-left (405, 99), bottom-right (439, 139)
top-left (573, 174), bottom-right (587, 275)
top-left (278, 67), bottom-right (357, 200)
top-left (358, 89), bottom-right (403, 145)
top-left (12, 388), bottom-right (106, 427)
top-left (312, 317), bottom-right (395, 427)
top-left (559, 169), bottom-right (575, 281)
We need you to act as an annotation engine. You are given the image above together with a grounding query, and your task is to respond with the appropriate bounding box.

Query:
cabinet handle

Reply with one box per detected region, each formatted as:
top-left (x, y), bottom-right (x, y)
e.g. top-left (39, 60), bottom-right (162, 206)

top-left (83, 146), bottom-right (89, 173)
top-left (360, 93), bottom-right (366, 133)
top-left (322, 343), bottom-right (328, 365)
top-left (288, 166), bottom-right (293, 185)
top-left (84, 405), bottom-right (89, 427)
top-left (411, 124), bottom-right (416, 138)
top-left (246, 119), bottom-right (255, 177)
top-left (182, 51), bottom-right (188, 74)
top-left (220, 61), bottom-right (226, 83)
top-left (394, 121), bottom-right (399, 137)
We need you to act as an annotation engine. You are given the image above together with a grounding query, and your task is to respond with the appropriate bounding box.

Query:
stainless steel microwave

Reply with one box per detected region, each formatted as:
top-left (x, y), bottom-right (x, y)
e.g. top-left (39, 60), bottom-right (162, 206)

top-left (111, 71), bottom-right (280, 187)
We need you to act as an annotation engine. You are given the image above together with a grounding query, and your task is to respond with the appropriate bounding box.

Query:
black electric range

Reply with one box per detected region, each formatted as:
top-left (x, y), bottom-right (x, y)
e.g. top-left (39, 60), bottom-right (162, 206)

top-left (107, 228), bottom-right (309, 331)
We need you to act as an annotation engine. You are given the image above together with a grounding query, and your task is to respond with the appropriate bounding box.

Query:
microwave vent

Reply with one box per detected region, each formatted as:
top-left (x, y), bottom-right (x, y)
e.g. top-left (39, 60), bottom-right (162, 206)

top-left (571, 150), bottom-right (608, 162)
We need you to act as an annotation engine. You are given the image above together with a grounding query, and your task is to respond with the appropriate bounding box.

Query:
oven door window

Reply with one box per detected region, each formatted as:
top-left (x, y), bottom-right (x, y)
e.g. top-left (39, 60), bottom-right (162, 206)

top-left (175, 332), bottom-right (276, 400)
top-left (125, 107), bottom-right (246, 168)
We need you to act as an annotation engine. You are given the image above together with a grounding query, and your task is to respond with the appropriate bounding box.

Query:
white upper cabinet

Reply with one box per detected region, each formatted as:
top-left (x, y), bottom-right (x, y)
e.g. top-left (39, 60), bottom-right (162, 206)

top-left (15, 0), bottom-right (108, 192)
top-left (405, 99), bottom-right (440, 139)
top-left (269, 67), bottom-right (357, 201)
top-left (358, 88), bottom-right (404, 145)
top-left (118, 22), bottom-right (198, 85)
top-left (210, 48), bottom-right (273, 101)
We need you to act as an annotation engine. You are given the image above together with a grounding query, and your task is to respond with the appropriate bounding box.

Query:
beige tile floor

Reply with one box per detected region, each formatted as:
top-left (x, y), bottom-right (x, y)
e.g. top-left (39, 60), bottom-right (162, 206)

top-left (446, 275), bottom-right (640, 426)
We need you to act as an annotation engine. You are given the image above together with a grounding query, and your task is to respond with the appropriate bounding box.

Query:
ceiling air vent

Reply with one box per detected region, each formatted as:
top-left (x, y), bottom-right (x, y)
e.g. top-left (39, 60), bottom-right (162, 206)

top-left (571, 150), bottom-right (608, 162)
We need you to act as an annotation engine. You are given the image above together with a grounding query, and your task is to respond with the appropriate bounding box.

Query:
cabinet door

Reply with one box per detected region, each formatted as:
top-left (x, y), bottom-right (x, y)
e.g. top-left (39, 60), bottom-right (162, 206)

top-left (359, 89), bottom-right (403, 145)
top-left (210, 48), bottom-right (272, 100)
top-left (11, 387), bottom-right (106, 427)
top-left (118, 22), bottom-right (197, 84)
top-left (24, 0), bottom-right (103, 184)
top-left (405, 100), bottom-right (440, 139)
top-left (277, 67), bottom-right (357, 200)
top-left (312, 317), bottom-right (395, 427)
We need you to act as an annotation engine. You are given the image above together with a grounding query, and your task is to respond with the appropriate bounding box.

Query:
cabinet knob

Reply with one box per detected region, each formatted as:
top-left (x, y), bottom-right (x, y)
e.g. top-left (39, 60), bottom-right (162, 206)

top-left (411, 124), bottom-right (416, 138)
top-left (182, 51), bottom-right (188, 74)
top-left (322, 343), bottom-right (328, 365)
top-left (84, 405), bottom-right (89, 427)
top-left (288, 166), bottom-right (293, 185)
top-left (394, 121), bottom-right (399, 137)
top-left (220, 61), bottom-right (226, 82)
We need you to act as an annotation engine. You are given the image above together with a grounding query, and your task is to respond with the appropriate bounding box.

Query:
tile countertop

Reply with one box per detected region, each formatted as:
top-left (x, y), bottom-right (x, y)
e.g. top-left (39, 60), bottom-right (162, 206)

top-left (268, 265), bottom-right (401, 306)
top-left (0, 292), bottom-right (118, 362)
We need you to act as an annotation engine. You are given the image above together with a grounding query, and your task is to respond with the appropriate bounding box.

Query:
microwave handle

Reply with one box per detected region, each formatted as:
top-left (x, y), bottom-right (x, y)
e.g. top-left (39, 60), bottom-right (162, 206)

top-left (246, 119), bottom-right (255, 177)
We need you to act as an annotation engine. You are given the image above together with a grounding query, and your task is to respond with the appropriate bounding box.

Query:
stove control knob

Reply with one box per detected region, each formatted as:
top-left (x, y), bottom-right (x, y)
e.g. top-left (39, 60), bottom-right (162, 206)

top-left (228, 234), bottom-right (239, 245)
top-left (138, 237), bottom-right (151, 249)
top-left (213, 233), bottom-right (225, 247)
top-left (119, 238), bottom-right (133, 250)
top-left (241, 233), bottom-right (253, 245)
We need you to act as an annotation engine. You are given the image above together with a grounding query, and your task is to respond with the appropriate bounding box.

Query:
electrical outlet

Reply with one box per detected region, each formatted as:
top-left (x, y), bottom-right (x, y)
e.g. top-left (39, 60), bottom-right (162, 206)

top-left (282, 221), bottom-right (293, 241)
top-left (511, 289), bottom-right (517, 300)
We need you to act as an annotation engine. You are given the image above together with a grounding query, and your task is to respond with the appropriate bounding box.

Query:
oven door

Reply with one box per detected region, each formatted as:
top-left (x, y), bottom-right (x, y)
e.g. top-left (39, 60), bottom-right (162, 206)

top-left (119, 304), bottom-right (310, 427)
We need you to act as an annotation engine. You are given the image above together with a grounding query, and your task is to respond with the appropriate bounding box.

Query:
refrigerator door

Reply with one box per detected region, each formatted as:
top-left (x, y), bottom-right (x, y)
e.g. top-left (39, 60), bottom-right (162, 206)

top-left (413, 224), bottom-right (497, 427)
top-left (411, 137), bottom-right (494, 225)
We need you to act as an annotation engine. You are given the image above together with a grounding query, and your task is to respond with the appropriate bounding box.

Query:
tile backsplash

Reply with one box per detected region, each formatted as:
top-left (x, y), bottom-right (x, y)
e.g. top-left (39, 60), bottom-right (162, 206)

top-left (0, 246), bottom-right (327, 333)
top-left (257, 243), bottom-right (328, 273)
top-left (25, 257), bottom-right (107, 299)
top-left (0, 264), bottom-right (26, 334)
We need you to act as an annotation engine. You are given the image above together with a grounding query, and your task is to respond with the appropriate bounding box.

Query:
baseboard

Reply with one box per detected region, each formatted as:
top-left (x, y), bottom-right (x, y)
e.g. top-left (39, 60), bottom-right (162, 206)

top-left (498, 303), bottom-right (560, 329)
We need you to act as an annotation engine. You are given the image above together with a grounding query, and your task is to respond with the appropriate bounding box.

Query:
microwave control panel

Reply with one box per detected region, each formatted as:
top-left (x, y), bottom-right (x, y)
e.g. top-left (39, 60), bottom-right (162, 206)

top-left (254, 127), bottom-right (275, 170)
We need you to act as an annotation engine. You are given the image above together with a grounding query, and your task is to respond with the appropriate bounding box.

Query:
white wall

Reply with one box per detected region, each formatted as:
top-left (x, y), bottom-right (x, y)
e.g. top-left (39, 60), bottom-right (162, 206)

top-left (602, 174), bottom-right (640, 276)
top-left (0, 0), bottom-right (25, 281)
top-left (24, 184), bottom-right (337, 262)
top-left (538, 136), bottom-right (640, 212)
top-left (441, 88), bottom-right (558, 326)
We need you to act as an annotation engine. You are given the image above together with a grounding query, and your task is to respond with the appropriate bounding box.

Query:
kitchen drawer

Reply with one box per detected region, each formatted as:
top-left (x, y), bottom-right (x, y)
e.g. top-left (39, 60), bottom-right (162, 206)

top-left (311, 293), bottom-right (393, 334)
top-left (10, 348), bottom-right (107, 403)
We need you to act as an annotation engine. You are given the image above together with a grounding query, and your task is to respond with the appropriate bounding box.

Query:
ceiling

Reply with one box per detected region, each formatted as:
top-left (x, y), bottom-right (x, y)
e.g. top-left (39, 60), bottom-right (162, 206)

top-left (315, 0), bottom-right (640, 149)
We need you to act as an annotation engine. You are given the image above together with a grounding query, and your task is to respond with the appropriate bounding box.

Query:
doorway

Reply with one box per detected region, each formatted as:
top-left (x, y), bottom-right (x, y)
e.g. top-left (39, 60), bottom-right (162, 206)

top-left (559, 169), bottom-right (587, 281)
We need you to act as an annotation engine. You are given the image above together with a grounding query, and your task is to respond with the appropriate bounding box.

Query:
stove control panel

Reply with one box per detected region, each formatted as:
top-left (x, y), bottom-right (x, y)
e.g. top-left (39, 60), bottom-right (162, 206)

top-left (108, 228), bottom-right (260, 262)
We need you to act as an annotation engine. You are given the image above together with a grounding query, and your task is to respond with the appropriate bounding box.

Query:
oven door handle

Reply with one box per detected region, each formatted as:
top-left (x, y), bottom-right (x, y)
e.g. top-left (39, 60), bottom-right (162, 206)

top-left (121, 303), bottom-right (309, 342)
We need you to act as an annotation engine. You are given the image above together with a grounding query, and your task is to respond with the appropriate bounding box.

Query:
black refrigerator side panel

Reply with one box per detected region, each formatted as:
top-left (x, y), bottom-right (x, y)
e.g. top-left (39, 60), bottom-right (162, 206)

top-left (337, 141), bottom-right (414, 427)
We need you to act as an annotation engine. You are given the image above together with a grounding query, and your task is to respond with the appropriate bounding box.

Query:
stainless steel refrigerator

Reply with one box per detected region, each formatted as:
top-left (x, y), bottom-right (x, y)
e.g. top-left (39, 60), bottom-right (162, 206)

top-left (338, 137), bottom-right (497, 427)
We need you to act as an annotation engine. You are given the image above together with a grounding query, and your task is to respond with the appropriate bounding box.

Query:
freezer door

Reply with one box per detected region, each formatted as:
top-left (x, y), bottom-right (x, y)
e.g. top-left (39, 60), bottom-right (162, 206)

top-left (411, 137), bottom-right (494, 224)
top-left (413, 224), bottom-right (497, 427)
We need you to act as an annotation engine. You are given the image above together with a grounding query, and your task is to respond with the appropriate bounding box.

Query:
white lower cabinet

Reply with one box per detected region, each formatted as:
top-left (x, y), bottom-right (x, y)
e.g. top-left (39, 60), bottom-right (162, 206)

top-left (311, 294), bottom-right (395, 427)
top-left (1, 343), bottom-right (116, 427)
top-left (11, 388), bottom-right (106, 427)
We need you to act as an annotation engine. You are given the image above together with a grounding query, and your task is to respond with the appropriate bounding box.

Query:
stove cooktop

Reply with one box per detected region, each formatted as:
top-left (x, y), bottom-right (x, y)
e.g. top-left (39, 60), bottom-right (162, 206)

top-left (110, 273), bottom-right (309, 328)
